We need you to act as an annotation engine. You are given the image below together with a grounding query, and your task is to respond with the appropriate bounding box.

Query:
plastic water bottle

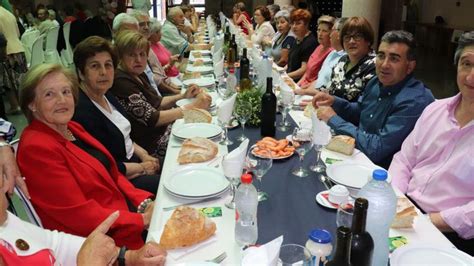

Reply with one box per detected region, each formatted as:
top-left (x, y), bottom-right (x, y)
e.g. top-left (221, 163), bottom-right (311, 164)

top-left (258, 53), bottom-right (272, 89)
top-left (226, 68), bottom-right (237, 95)
top-left (235, 173), bottom-right (258, 246)
top-left (357, 169), bottom-right (396, 266)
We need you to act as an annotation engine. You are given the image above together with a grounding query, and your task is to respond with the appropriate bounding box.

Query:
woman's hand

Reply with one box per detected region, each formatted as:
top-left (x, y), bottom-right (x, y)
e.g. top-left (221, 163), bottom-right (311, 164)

top-left (243, 19), bottom-right (253, 32)
top-left (141, 161), bottom-right (159, 175)
top-left (142, 202), bottom-right (155, 229)
top-left (125, 242), bottom-right (167, 266)
top-left (188, 93), bottom-right (211, 110)
top-left (169, 55), bottom-right (180, 65)
top-left (183, 84), bottom-right (202, 98)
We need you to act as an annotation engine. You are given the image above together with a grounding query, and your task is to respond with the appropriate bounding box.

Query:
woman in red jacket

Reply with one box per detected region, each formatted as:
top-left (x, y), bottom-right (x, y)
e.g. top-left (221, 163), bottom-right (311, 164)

top-left (17, 63), bottom-right (154, 249)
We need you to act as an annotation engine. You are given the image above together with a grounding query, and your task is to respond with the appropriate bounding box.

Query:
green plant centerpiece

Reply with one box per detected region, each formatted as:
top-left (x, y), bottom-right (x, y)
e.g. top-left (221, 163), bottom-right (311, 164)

top-left (235, 86), bottom-right (264, 127)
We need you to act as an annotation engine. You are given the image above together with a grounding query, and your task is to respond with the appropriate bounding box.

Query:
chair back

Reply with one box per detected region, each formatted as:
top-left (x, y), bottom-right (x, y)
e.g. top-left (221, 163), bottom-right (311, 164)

top-left (45, 26), bottom-right (60, 52)
top-left (62, 22), bottom-right (74, 65)
top-left (30, 35), bottom-right (45, 67)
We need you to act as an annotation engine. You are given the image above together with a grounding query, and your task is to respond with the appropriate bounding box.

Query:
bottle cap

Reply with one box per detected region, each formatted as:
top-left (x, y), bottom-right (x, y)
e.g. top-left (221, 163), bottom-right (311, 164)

top-left (241, 173), bottom-right (252, 184)
top-left (308, 229), bottom-right (332, 244)
top-left (354, 198), bottom-right (369, 209)
top-left (229, 68), bottom-right (235, 73)
top-left (372, 169), bottom-right (388, 181)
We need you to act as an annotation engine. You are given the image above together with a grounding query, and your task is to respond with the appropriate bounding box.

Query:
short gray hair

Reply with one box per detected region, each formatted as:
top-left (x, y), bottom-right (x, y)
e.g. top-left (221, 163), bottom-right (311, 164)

top-left (380, 30), bottom-right (417, 61)
top-left (274, 10), bottom-right (290, 22)
top-left (150, 18), bottom-right (162, 34)
top-left (112, 13), bottom-right (139, 32)
top-left (167, 6), bottom-right (183, 22)
top-left (48, 9), bottom-right (56, 19)
top-left (267, 4), bottom-right (280, 16)
top-left (334, 17), bottom-right (348, 31)
top-left (129, 9), bottom-right (149, 20)
top-left (454, 31), bottom-right (474, 65)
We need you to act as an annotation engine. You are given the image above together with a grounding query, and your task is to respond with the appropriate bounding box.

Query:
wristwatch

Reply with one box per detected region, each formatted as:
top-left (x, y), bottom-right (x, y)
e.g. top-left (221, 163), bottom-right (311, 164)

top-left (118, 246), bottom-right (127, 266)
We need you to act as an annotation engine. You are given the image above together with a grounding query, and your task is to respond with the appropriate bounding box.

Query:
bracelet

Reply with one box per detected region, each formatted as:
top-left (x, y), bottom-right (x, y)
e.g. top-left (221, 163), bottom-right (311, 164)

top-left (118, 246), bottom-right (127, 266)
top-left (137, 198), bottom-right (153, 213)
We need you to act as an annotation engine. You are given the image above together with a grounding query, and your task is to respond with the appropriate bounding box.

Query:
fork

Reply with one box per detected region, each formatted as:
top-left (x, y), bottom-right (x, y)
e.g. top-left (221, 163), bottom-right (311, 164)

top-left (206, 252), bottom-right (227, 264)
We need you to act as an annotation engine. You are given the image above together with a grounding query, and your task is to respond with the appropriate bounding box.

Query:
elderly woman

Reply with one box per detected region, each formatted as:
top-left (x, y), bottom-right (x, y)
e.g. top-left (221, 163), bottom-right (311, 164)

top-left (389, 31), bottom-right (474, 256)
top-left (244, 6), bottom-right (275, 47)
top-left (297, 15), bottom-right (335, 87)
top-left (72, 36), bottom-right (160, 194)
top-left (321, 16), bottom-right (376, 101)
top-left (0, 170), bottom-right (166, 264)
top-left (286, 9), bottom-right (317, 82)
top-left (269, 10), bottom-right (295, 67)
top-left (149, 19), bottom-right (180, 78)
top-left (267, 4), bottom-right (280, 31)
top-left (232, 2), bottom-right (251, 35)
top-left (296, 17), bottom-right (347, 96)
top-left (17, 64), bottom-right (154, 249)
top-left (110, 30), bottom-right (211, 158)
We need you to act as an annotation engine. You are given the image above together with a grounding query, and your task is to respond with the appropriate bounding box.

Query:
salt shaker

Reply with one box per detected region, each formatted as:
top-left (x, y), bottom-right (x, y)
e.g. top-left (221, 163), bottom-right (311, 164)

top-left (305, 229), bottom-right (333, 266)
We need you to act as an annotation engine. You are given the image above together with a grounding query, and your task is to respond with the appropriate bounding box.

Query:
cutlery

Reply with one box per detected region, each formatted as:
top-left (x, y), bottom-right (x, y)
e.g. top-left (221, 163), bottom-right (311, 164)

top-left (205, 252), bottom-right (227, 263)
top-left (320, 174), bottom-right (333, 190)
top-left (162, 195), bottom-right (222, 211)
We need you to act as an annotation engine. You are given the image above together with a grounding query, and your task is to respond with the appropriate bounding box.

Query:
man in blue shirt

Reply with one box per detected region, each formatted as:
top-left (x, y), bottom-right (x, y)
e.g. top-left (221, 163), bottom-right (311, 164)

top-left (312, 30), bottom-right (435, 168)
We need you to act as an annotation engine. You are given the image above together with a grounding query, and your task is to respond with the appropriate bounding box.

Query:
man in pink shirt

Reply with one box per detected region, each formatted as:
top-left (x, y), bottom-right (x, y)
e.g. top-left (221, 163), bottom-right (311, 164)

top-left (389, 31), bottom-right (474, 255)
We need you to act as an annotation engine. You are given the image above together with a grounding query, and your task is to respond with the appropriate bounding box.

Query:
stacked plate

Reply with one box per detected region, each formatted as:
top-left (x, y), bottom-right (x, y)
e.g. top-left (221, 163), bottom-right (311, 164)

top-left (186, 65), bottom-right (214, 74)
top-left (164, 166), bottom-right (229, 199)
top-left (326, 162), bottom-right (389, 197)
top-left (390, 244), bottom-right (473, 265)
top-left (176, 97), bottom-right (217, 110)
top-left (172, 123), bottom-right (222, 141)
top-left (182, 77), bottom-right (216, 88)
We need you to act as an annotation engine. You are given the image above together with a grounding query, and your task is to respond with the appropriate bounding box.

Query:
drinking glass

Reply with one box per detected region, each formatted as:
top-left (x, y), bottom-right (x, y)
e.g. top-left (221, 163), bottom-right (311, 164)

top-left (291, 127), bottom-right (313, 177)
top-left (309, 144), bottom-right (327, 173)
top-left (336, 201), bottom-right (354, 228)
top-left (278, 244), bottom-right (312, 266)
top-left (278, 89), bottom-right (295, 132)
top-left (234, 101), bottom-right (252, 142)
top-left (310, 121), bottom-right (331, 173)
top-left (224, 174), bottom-right (240, 209)
top-left (246, 147), bottom-right (273, 201)
top-left (218, 118), bottom-right (233, 146)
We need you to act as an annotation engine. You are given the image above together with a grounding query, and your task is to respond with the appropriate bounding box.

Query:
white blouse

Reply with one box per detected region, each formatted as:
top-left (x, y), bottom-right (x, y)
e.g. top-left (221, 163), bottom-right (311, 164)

top-left (92, 97), bottom-right (135, 159)
top-left (251, 21), bottom-right (275, 46)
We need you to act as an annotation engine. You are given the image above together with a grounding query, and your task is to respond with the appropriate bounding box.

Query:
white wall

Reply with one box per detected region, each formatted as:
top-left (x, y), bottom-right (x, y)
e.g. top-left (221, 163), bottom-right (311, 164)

top-left (420, 0), bottom-right (474, 28)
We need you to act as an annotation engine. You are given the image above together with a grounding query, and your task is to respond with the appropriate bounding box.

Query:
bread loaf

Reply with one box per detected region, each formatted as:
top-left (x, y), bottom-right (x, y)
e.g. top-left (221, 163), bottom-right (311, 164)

top-left (303, 104), bottom-right (316, 117)
top-left (326, 135), bottom-right (355, 155)
top-left (183, 72), bottom-right (201, 80)
top-left (178, 137), bottom-right (218, 164)
top-left (183, 108), bottom-right (212, 123)
top-left (159, 206), bottom-right (216, 249)
top-left (391, 197), bottom-right (417, 229)
top-left (193, 59), bottom-right (204, 67)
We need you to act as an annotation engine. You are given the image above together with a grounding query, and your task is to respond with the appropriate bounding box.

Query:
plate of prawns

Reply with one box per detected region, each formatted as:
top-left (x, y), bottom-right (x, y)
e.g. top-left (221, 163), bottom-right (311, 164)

top-left (252, 137), bottom-right (296, 160)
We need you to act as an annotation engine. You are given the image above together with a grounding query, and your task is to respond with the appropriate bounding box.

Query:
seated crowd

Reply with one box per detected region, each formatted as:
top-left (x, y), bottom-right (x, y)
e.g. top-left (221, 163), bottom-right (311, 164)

top-left (0, 2), bottom-right (473, 264)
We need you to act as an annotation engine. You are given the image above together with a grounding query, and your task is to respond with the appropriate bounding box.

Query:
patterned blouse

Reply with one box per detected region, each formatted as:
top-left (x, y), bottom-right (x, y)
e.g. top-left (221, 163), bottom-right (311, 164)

top-left (322, 51), bottom-right (376, 102)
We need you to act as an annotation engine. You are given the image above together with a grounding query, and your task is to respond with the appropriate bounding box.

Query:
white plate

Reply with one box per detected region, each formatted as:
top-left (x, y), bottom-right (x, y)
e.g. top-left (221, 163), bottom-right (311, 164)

top-left (326, 162), bottom-right (388, 190)
top-left (390, 244), bottom-right (473, 265)
top-left (186, 65), bottom-right (214, 73)
top-left (250, 145), bottom-right (294, 160)
top-left (172, 123), bottom-right (223, 140)
top-left (182, 77), bottom-right (216, 88)
top-left (176, 98), bottom-right (216, 109)
top-left (189, 57), bottom-right (213, 63)
top-left (315, 190), bottom-right (354, 209)
top-left (165, 184), bottom-right (229, 200)
top-left (164, 166), bottom-right (229, 197)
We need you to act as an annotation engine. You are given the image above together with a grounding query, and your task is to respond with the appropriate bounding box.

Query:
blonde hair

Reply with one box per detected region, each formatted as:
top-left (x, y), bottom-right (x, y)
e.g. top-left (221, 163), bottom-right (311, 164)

top-left (20, 64), bottom-right (79, 123)
top-left (114, 30), bottom-right (150, 59)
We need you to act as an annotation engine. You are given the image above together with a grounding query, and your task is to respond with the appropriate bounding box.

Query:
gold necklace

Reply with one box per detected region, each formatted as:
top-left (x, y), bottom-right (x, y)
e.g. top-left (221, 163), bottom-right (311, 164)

top-left (65, 129), bottom-right (76, 141)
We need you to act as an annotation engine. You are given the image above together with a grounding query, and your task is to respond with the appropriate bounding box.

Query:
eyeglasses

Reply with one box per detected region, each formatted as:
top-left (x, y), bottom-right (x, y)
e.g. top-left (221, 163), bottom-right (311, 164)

top-left (343, 33), bottom-right (364, 42)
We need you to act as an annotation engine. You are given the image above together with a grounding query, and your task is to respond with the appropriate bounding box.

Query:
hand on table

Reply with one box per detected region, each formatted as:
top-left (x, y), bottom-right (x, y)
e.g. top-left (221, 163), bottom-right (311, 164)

top-left (77, 211), bottom-right (120, 266)
top-left (183, 84), bottom-right (202, 98)
top-left (125, 242), bottom-right (167, 266)
top-left (189, 92), bottom-right (212, 110)
top-left (316, 106), bottom-right (337, 122)
top-left (312, 91), bottom-right (335, 108)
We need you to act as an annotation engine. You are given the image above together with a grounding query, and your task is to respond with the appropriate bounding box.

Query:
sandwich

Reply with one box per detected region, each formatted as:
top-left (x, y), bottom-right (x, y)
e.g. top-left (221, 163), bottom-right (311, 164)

top-left (326, 135), bottom-right (355, 156)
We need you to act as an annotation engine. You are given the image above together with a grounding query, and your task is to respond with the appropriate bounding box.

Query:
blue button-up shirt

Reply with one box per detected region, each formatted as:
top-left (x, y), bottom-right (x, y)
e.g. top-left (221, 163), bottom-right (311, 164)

top-left (328, 74), bottom-right (435, 168)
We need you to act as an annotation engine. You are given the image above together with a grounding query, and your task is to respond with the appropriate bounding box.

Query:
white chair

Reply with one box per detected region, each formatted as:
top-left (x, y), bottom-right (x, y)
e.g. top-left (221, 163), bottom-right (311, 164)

top-left (21, 29), bottom-right (40, 65)
top-left (44, 26), bottom-right (62, 64)
top-left (214, 57), bottom-right (224, 78)
top-left (61, 22), bottom-right (74, 66)
top-left (30, 35), bottom-right (45, 68)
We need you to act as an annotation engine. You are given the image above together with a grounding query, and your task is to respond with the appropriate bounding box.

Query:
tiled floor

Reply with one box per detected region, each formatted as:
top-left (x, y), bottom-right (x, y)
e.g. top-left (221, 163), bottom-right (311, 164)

top-left (2, 47), bottom-right (460, 139)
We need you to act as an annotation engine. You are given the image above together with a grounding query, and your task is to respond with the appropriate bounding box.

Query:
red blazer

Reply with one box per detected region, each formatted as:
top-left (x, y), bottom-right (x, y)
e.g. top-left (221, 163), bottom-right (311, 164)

top-left (17, 120), bottom-right (153, 249)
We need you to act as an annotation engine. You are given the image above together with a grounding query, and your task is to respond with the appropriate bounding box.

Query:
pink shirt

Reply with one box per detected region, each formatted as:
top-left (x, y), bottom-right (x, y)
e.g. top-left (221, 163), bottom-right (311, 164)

top-left (389, 94), bottom-right (474, 239)
top-left (298, 45), bottom-right (333, 87)
top-left (150, 42), bottom-right (179, 77)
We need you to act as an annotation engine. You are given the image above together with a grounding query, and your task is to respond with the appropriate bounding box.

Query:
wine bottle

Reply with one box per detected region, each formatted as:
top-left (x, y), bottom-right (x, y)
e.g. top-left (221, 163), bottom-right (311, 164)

top-left (260, 77), bottom-right (276, 137)
top-left (350, 198), bottom-right (374, 266)
top-left (326, 226), bottom-right (352, 266)
top-left (230, 34), bottom-right (239, 60)
top-left (239, 48), bottom-right (251, 91)
top-left (227, 35), bottom-right (237, 66)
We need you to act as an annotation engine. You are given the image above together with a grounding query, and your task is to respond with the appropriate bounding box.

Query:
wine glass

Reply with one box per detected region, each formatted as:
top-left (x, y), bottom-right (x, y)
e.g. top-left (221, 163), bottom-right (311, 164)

top-left (291, 127), bottom-right (313, 177)
top-left (278, 89), bottom-right (295, 132)
top-left (278, 244), bottom-right (312, 266)
top-left (246, 147), bottom-right (273, 201)
top-left (234, 101), bottom-right (252, 142)
top-left (336, 201), bottom-right (354, 228)
top-left (310, 121), bottom-right (331, 173)
top-left (224, 174), bottom-right (240, 209)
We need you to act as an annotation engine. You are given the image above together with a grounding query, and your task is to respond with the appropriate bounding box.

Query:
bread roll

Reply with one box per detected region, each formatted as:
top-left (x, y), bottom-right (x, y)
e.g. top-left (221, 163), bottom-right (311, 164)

top-left (391, 197), bottom-right (417, 229)
top-left (159, 206), bottom-right (216, 249)
top-left (178, 137), bottom-right (218, 164)
top-left (183, 72), bottom-right (201, 80)
top-left (183, 108), bottom-right (212, 123)
top-left (193, 59), bottom-right (204, 67)
top-left (326, 135), bottom-right (355, 155)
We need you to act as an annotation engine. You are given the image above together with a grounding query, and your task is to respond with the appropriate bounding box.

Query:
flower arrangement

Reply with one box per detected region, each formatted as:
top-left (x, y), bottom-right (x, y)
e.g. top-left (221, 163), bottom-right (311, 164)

top-left (235, 86), bottom-right (264, 127)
